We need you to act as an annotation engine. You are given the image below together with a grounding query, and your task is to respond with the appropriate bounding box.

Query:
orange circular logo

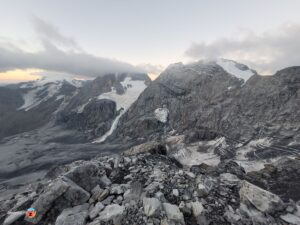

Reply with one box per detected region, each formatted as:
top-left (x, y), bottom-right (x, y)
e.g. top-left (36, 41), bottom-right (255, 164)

top-left (26, 208), bottom-right (37, 218)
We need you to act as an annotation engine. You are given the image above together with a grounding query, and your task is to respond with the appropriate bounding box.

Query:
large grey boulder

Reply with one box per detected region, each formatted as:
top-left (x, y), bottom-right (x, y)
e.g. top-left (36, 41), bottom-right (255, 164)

top-left (89, 202), bottom-right (104, 220)
top-left (162, 203), bottom-right (185, 224)
top-left (97, 204), bottom-right (125, 222)
top-left (25, 179), bottom-right (69, 224)
top-left (55, 203), bottom-right (89, 225)
top-left (239, 180), bottom-right (283, 213)
top-left (143, 197), bottom-right (161, 217)
top-left (64, 163), bottom-right (105, 192)
top-left (62, 177), bottom-right (91, 206)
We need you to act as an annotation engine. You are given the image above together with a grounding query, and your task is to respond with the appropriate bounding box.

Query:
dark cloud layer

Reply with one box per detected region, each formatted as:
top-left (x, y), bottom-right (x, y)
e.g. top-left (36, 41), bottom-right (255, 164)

top-left (0, 17), bottom-right (142, 77)
top-left (185, 24), bottom-right (300, 74)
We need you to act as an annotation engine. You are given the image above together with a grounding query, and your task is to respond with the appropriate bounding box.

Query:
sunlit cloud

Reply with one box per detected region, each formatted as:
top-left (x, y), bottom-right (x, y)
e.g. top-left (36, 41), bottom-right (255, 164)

top-left (0, 69), bottom-right (42, 84)
top-left (0, 16), bottom-right (143, 84)
top-left (136, 63), bottom-right (165, 80)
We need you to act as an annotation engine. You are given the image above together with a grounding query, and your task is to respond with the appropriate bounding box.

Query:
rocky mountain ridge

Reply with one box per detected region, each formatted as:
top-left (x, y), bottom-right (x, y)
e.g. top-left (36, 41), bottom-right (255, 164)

top-left (1, 145), bottom-right (299, 225)
top-left (1, 59), bottom-right (300, 224)
top-left (113, 60), bottom-right (300, 145)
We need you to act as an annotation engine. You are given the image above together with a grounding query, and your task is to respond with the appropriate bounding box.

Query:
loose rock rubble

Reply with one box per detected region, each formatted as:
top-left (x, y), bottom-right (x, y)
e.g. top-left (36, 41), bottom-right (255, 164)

top-left (1, 148), bottom-right (300, 225)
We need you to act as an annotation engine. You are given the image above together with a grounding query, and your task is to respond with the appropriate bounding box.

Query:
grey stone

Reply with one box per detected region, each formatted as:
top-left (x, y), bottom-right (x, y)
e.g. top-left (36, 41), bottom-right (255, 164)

top-left (162, 203), bottom-right (185, 224)
top-left (62, 177), bottom-right (91, 206)
top-left (99, 175), bottom-right (112, 187)
top-left (55, 203), bottom-right (89, 225)
top-left (190, 201), bottom-right (204, 217)
top-left (97, 204), bottom-right (125, 222)
top-left (197, 183), bottom-right (208, 197)
top-left (3, 211), bottom-right (25, 225)
top-left (98, 189), bottom-right (109, 202)
top-left (172, 189), bottom-right (179, 197)
top-left (220, 173), bottom-right (240, 186)
top-left (143, 197), bottom-right (162, 217)
top-left (239, 180), bottom-right (283, 213)
top-left (89, 202), bottom-right (104, 219)
top-left (25, 179), bottom-right (69, 224)
top-left (64, 163), bottom-right (105, 192)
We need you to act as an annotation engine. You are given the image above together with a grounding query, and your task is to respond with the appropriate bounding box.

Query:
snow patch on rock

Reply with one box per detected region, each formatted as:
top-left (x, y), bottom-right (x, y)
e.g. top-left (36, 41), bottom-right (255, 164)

top-left (94, 77), bottom-right (147, 143)
top-left (97, 77), bottom-right (147, 111)
top-left (18, 82), bottom-right (63, 111)
top-left (154, 107), bottom-right (169, 123)
top-left (217, 59), bottom-right (254, 82)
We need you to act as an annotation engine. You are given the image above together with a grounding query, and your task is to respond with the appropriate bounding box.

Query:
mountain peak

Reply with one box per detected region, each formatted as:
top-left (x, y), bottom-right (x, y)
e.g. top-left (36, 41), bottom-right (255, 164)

top-left (216, 58), bottom-right (256, 82)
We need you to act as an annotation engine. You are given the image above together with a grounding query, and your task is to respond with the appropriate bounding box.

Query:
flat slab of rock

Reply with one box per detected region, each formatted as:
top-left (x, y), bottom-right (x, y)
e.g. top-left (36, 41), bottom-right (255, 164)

top-left (97, 204), bottom-right (124, 222)
top-left (55, 203), bottom-right (89, 225)
top-left (280, 213), bottom-right (300, 225)
top-left (239, 180), bottom-right (283, 213)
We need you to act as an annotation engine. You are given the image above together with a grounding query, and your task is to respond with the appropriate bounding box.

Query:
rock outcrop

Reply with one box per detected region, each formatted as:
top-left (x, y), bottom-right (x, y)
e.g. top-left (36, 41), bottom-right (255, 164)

top-left (1, 147), bottom-right (299, 225)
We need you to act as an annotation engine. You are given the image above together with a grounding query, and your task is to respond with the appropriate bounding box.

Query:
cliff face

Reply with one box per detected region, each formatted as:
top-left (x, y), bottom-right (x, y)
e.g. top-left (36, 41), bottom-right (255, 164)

top-left (114, 61), bottom-right (300, 144)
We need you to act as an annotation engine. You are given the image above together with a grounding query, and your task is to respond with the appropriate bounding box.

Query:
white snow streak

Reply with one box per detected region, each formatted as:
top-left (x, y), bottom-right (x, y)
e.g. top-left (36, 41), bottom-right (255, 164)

top-left (94, 77), bottom-right (147, 143)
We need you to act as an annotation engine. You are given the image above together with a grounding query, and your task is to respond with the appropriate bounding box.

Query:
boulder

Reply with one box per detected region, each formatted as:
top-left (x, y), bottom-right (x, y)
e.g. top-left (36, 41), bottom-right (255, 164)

top-left (280, 213), bottom-right (300, 225)
top-left (143, 197), bottom-right (162, 217)
top-left (162, 203), bottom-right (185, 224)
top-left (3, 211), bottom-right (25, 225)
top-left (239, 180), bottom-right (283, 213)
top-left (25, 179), bottom-right (69, 224)
top-left (97, 204), bottom-right (125, 222)
top-left (62, 177), bottom-right (91, 206)
top-left (55, 203), bottom-right (89, 225)
top-left (197, 184), bottom-right (208, 197)
top-left (190, 201), bottom-right (204, 217)
top-left (89, 202), bottom-right (104, 219)
top-left (64, 163), bottom-right (105, 192)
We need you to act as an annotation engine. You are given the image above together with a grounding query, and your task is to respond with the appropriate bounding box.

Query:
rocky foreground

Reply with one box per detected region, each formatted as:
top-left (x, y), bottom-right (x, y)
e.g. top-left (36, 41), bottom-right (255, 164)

top-left (1, 145), bottom-right (300, 225)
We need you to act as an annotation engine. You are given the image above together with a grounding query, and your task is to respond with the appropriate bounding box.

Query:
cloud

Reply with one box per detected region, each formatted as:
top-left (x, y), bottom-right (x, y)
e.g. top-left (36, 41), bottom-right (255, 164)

top-left (0, 17), bottom-right (143, 78)
top-left (136, 63), bottom-right (164, 75)
top-left (31, 16), bottom-right (82, 51)
top-left (185, 23), bottom-right (300, 74)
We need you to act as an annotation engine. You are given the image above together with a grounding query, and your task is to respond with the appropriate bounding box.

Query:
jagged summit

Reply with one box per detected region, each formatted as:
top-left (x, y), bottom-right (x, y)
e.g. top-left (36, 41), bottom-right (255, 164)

top-left (160, 59), bottom-right (256, 83)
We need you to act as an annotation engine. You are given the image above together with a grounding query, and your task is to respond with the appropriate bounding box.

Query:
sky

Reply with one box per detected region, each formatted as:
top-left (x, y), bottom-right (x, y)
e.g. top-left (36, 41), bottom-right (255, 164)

top-left (0, 0), bottom-right (300, 83)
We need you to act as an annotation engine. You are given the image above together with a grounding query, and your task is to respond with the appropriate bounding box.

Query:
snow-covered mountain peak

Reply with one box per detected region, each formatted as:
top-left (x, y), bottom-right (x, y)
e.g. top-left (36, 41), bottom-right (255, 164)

top-left (17, 75), bottom-right (84, 111)
top-left (216, 58), bottom-right (255, 82)
top-left (20, 75), bottom-right (84, 89)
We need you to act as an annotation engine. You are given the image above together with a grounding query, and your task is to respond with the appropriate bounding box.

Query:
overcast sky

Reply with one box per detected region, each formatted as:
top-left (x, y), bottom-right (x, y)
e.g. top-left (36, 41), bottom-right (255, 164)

top-left (0, 0), bottom-right (300, 83)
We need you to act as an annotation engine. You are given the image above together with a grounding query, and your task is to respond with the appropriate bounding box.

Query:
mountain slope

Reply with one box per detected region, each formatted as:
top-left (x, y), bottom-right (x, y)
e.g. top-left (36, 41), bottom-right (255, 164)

top-left (113, 61), bottom-right (300, 144)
